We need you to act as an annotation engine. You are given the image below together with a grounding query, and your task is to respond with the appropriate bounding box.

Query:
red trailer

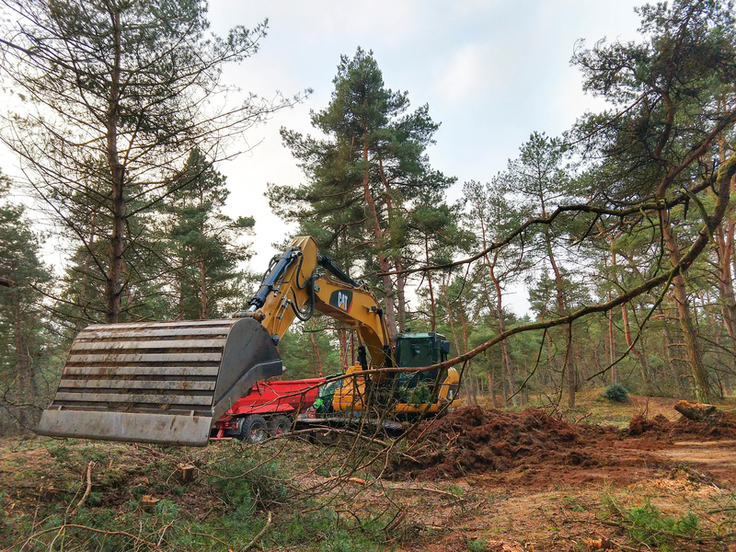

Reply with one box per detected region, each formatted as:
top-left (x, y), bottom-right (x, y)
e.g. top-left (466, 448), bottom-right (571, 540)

top-left (211, 377), bottom-right (325, 443)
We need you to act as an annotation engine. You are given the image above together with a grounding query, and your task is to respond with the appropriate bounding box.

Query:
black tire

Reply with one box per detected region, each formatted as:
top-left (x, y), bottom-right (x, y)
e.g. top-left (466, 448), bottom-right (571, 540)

top-left (238, 415), bottom-right (268, 444)
top-left (267, 415), bottom-right (292, 437)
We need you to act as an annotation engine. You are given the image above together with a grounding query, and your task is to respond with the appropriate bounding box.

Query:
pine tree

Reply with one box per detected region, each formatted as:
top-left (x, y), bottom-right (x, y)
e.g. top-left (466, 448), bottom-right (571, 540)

top-left (0, 172), bottom-right (55, 431)
top-left (573, 0), bottom-right (736, 402)
top-left (165, 149), bottom-right (254, 319)
top-left (463, 180), bottom-right (529, 405)
top-left (270, 47), bottom-right (452, 339)
top-left (1, 0), bottom-right (299, 323)
top-left (496, 132), bottom-right (582, 407)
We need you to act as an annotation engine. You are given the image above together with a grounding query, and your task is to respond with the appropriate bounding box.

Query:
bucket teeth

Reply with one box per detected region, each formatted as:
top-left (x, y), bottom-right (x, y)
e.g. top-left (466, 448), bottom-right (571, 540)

top-left (37, 318), bottom-right (282, 446)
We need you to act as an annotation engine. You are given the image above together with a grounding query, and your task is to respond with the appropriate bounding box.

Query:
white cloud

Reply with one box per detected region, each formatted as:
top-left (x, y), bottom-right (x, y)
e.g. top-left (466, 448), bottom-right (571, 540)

top-left (433, 44), bottom-right (493, 105)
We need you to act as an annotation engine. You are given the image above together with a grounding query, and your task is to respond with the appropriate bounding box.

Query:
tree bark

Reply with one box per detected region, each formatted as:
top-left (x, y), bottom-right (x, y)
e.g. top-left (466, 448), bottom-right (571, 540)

top-left (608, 292), bottom-right (617, 383)
top-left (105, 7), bottom-right (124, 324)
top-left (362, 123), bottom-right (396, 340)
top-left (76, 209), bottom-right (98, 330)
top-left (395, 258), bottom-right (407, 332)
top-left (13, 297), bottom-right (32, 396)
top-left (425, 237), bottom-right (436, 331)
top-left (660, 209), bottom-right (712, 402)
top-left (199, 259), bottom-right (208, 319)
top-left (338, 330), bottom-right (348, 369)
top-left (490, 262), bottom-right (517, 406)
top-left (544, 228), bottom-right (575, 408)
top-left (622, 302), bottom-right (650, 395)
top-left (477, 200), bottom-right (516, 405)
top-left (715, 221), bottom-right (736, 350)
top-left (674, 400), bottom-right (717, 421)
top-left (441, 274), bottom-right (475, 404)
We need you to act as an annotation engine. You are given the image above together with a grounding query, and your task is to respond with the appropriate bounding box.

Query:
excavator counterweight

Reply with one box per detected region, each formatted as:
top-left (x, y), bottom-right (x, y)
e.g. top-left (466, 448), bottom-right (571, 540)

top-left (38, 318), bottom-right (282, 446)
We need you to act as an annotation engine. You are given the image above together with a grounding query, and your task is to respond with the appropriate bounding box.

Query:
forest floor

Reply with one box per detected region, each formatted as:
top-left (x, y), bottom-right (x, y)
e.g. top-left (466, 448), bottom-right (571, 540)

top-left (2, 391), bottom-right (736, 552)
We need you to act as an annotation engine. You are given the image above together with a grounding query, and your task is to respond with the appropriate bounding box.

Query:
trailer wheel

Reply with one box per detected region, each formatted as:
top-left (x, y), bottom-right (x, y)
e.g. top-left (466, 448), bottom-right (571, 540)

top-left (267, 415), bottom-right (292, 436)
top-left (238, 415), bottom-right (268, 444)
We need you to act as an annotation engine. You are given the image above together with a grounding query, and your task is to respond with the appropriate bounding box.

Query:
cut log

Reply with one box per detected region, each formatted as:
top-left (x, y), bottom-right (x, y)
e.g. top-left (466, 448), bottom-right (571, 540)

top-left (674, 400), bottom-right (718, 422)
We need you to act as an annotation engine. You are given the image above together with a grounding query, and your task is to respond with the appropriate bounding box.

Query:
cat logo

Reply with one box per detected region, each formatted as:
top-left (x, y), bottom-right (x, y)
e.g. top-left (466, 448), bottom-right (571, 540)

top-left (329, 290), bottom-right (353, 313)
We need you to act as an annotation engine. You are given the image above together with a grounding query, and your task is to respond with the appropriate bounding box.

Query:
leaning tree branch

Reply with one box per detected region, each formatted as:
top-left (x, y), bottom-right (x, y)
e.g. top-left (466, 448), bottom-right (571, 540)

top-left (370, 153), bottom-right (736, 375)
top-left (193, 159), bottom-right (735, 412)
top-left (379, 176), bottom-right (716, 278)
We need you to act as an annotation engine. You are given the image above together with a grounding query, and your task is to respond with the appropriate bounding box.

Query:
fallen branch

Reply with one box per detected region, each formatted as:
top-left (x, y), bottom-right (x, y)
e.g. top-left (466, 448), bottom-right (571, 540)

top-left (20, 523), bottom-right (161, 551)
top-left (390, 485), bottom-right (465, 499)
top-left (674, 400), bottom-right (718, 422)
top-left (239, 511), bottom-right (272, 552)
top-left (69, 461), bottom-right (94, 517)
top-left (187, 528), bottom-right (234, 549)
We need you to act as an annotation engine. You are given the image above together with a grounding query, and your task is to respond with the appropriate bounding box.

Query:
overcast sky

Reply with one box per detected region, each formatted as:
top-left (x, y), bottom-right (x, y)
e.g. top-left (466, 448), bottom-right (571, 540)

top-left (4, 1), bottom-right (646, 314)
top-left (203, 0), bottom-right (643, 313)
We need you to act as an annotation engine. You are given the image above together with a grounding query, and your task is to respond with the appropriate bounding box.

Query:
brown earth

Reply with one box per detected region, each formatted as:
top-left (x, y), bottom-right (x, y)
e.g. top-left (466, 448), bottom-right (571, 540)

top-left (382, 406), bottom-right (736, 551)
top-left (388, 406), bottom-right (736, 489)
top-left (3, 404), bottom-right (736, 551)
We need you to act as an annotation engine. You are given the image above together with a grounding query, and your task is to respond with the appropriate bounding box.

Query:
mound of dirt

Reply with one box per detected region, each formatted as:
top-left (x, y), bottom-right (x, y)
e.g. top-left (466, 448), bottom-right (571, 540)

top-left (629, 411), bottom-right (736, 439)
top-left (389, 406), bottom-right (619, 480)
top-left (388, 406), bottom-right (736, 483)
top-left (629, 413), bottom-right (672, 436)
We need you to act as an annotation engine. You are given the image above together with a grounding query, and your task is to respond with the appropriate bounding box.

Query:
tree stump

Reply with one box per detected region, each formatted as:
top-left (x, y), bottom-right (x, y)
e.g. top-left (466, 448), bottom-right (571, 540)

top-left (674, 400), bottom-right (718, 422)
top-left (177, 463), bottom-right (196, 483)
top-left (141, 495), bottom-right (160, 510)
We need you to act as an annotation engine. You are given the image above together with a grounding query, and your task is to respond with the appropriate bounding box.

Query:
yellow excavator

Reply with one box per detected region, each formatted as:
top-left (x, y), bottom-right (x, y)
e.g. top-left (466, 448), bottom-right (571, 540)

top-left (37, 236), bottom-right (459, 446)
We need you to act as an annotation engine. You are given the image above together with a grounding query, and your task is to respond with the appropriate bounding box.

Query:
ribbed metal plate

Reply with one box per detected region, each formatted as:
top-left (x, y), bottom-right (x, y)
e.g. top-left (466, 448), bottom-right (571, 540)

top-left (37, 318), bottom-right (283, 446)
top-left (52, 320), bottom-right (232, 416)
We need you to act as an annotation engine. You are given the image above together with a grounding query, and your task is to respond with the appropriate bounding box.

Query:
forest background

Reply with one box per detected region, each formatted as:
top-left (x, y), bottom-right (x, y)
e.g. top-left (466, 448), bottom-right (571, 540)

top-left (0, 0), bottom-right (735, 432)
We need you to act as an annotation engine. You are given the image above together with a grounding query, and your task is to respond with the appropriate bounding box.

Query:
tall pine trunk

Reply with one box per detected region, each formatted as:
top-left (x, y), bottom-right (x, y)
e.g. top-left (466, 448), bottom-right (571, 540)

top-left (544, 228), bottom-right (575, 408)
top-left (490, 263), bottom-right (517, 406)
top-left (660, 209), bottom-right (711, 402)
top-left (441, 274), bottom-right (475, 405)
top-left (424, 237), bottom-right (437, 331)
top-left (362, 123), bottom-right (397, 340)
top-left (105, 8), bottom-right (124, 324)
top-left (310, 320), bottom-right (323, 376)
top-left (199, 259), bottom-right (208, 319)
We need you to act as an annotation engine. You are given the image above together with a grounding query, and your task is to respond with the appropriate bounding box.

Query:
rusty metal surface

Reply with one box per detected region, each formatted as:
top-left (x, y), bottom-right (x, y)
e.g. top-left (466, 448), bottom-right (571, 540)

top-left (39, 410), bottom-right (214, 446)
top-left (37, 318), bottom-right (283, 446)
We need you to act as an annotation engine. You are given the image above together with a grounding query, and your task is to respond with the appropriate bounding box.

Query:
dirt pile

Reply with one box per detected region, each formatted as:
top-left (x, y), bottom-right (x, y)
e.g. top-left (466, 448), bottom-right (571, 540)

top-left (628, 413), bottom-right (672, 435)
top-left (389, 406), bottom-right (619, 480)
top-left (629, 410), bottom-right (736, 439)
top-left (388, 405), bottom-right (736, 482)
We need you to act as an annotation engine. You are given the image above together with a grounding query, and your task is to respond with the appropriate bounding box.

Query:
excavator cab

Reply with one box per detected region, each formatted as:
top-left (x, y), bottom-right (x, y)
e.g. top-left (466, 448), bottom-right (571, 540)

top-left (393, 332), bottom-right (458, 414)
top-left (395, 332), bottom-right (451, 368)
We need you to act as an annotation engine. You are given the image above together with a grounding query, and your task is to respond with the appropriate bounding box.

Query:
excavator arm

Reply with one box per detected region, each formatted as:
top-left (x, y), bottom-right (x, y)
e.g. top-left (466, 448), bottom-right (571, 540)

top-left (240, 236), bottom-right (390, 367)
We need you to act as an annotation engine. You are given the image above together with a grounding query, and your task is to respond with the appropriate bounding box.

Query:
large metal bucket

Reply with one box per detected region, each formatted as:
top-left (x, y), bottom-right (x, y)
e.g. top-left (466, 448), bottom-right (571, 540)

top-left (37, 318), bottom-right (282, 446)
